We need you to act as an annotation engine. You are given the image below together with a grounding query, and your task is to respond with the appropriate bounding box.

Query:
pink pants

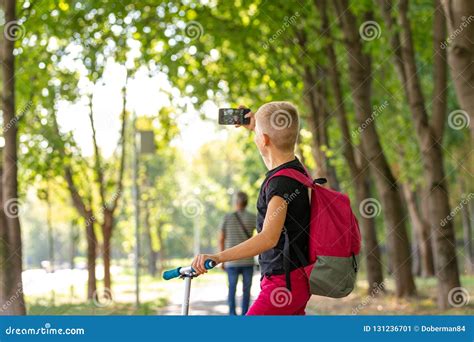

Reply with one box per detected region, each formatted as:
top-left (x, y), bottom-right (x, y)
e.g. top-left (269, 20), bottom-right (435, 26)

top-left (246, 267), bottom-right (311, 315)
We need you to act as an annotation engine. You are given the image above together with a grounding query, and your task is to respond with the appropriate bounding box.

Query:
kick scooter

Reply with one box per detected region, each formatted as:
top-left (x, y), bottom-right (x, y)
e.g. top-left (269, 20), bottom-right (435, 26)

top-left (163, 259), bottom-right (216, 315)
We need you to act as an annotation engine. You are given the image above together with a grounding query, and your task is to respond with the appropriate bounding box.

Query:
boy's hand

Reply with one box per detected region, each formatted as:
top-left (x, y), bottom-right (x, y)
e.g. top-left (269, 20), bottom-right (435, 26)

top-left (191, 254), bottom-right (220, 275)
top-left (235, 105), bottom-right (255, 131)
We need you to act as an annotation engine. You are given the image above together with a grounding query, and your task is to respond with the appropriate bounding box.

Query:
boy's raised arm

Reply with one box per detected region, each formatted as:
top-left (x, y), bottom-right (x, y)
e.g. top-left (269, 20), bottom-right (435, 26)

top-left (191, 196), bottom-right (287, 274)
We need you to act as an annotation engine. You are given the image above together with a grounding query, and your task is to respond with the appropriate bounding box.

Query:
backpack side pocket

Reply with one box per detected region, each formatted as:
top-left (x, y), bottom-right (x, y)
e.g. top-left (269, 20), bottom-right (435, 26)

top-left (309, 255), bottom-right (358, 298)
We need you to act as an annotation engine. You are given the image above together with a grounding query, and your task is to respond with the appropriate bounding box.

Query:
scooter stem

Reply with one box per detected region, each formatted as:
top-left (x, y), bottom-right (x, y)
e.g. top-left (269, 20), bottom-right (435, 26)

top-left (182, 276), bottom-right (192, 316)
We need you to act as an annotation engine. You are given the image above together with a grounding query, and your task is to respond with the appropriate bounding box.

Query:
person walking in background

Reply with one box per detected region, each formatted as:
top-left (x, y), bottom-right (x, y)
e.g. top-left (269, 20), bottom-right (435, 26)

top-left (219, 191), bottom-right (256, 315)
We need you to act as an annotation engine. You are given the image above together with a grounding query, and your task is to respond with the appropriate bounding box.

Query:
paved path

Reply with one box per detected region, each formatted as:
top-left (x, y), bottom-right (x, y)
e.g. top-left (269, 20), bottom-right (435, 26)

top-left (157, 273), bottom-right (261, 315)
top-left (156, 271), bottom-right (324, 315)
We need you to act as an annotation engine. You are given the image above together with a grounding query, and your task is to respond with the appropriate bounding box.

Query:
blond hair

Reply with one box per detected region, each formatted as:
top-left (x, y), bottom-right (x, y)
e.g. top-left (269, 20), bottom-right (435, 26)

top-left (255, 101), bottom-right (300, 152)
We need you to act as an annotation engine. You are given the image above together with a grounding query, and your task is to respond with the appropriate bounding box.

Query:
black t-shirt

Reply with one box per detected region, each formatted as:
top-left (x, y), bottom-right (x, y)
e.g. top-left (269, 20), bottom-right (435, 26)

top-left (256, 157), bottom-right (311, 277)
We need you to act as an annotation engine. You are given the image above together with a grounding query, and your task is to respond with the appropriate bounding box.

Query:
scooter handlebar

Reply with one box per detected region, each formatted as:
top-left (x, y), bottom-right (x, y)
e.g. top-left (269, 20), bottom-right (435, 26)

top-left (162, 267), bottom-right (181, 280)
top-left (162, 259), bottom-right (217, 280)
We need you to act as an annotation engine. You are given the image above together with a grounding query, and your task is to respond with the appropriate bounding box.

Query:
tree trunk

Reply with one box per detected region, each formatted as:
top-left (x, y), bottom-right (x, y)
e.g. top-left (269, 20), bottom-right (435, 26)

top-left (420, 184), bottom-right (440, 276)
top-left (102, 210), bottom-right (113, 292)
top-left (302, 65), bottom-right (340, 190)
top-left (90, 77), bottom-right (128, 293)
top-left (65, 171), bottom-right (98, 300)
top-left (429, 156), bottom-right (461, 308)
top-left (441, 0), bottom-right (474, 136)
top-left (156, 221), bottom-right (166, 272)
top-left (334, 0), bottom-right (416, 297)
top-left (461, 198), bottom-right (473, 273)
top-left (0, 0), bottom-right (26, 315)
top-left (0, 20), bottom-right (5, 307)
top-left (319, 82), bottom-right (341, 192)
top-left (294, 28), bottom-right (340, 189)
top-left (442, 0), bottom-right (474, 277)
top-left (46, 185), bottom-right (55, 273)
top-left (69, 221), bottom-right (78, 269)
top-left (51, 108), bottom-right (98, 300)
top-left (85, 211), bottom-right (98, 300)
top-left (355, 175), bottom-right (385, 292)
top-left (380, 0), bottom-right (460, 308)
top-left (144, 201), bottom-right (157, 276)
top-left (460, 179), bottom-right (473, 273)
top-left (420, 186), bottom-right (431, 228)
top-left (411, 222), bottom-right (422, 277)
top-left (0, 163), bottom-right (13, 314)
top-left (402, 184), bottom-right (435, 277)
top-left (314, 0), bottom-right (384, 293)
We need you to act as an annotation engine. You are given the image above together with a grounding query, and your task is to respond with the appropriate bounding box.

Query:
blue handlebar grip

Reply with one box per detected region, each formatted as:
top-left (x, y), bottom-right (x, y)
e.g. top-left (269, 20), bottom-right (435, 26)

top-left (162, 267), bottom-right (181, 280)
top-left (204, 259), bottom-right (217, 270)
top-left (190, 259), bottom-right (216, 273)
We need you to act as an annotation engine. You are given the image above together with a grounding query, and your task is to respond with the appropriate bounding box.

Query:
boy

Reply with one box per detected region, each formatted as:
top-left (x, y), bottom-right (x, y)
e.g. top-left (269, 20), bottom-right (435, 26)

top-left (192, 101), bottom-right (311, 315)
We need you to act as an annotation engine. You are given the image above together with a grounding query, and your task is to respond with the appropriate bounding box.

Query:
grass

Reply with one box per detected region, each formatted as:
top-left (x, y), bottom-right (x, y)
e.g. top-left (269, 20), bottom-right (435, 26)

top-left (28, 300), bottom-right (166, 315)
top-left (24, 270), bottom-right (169, 315)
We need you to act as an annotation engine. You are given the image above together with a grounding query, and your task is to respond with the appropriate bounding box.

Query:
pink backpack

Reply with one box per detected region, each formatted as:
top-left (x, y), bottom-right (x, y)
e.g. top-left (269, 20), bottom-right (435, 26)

top-left (266, 167), bottom-right (361, 298)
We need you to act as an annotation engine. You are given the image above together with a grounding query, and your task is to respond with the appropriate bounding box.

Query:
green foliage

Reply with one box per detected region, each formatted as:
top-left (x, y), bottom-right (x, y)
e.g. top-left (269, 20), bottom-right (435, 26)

top-left (8, 0), bottom-right (470, 288)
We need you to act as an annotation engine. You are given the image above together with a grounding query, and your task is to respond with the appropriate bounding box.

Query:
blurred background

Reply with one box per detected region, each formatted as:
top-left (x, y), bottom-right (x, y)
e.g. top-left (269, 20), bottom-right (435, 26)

top-left (0, 0), bottom-right (472, 315)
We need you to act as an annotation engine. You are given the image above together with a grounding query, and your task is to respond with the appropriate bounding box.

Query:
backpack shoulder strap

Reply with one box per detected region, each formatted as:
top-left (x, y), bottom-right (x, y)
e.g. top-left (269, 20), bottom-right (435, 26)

top-left (264, 168), bottom-right (314, 189)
